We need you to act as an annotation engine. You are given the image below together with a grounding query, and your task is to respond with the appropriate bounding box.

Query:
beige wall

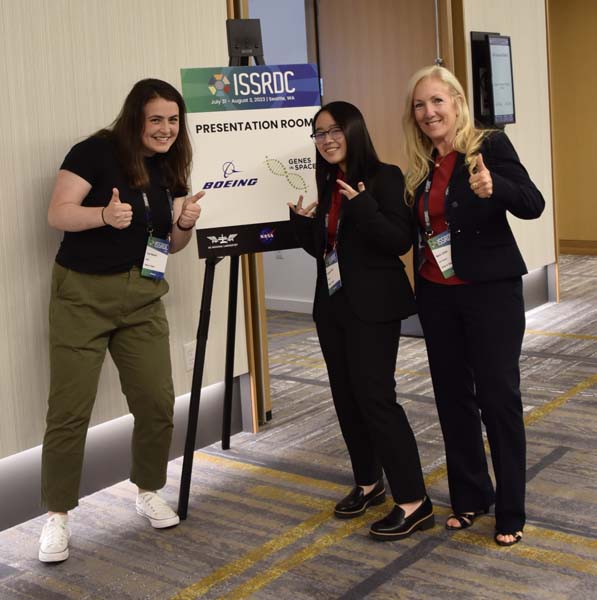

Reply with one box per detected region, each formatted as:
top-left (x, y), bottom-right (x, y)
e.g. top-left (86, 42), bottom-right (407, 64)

top-left (458, 0), bottom-right (556, 272)
top-left (548, 0), bottom-right (597, 251)
top-left (0, 0), bottom-right (248, 459)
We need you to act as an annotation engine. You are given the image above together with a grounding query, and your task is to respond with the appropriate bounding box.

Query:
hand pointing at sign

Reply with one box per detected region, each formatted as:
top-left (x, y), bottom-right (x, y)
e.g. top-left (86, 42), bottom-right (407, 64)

top-left (102, 188), bottom-right (133, 229)
top-left (468, 154), bottom-right (493, 198)
top-left (176, 191), bottom-right (204, 231)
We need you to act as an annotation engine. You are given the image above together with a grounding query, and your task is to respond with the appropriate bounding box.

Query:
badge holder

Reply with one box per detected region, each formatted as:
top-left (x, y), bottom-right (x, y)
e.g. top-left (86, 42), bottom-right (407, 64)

top-left (325, 248), bottom-right (342, 295)
top-left (427, 230), bottom-right (455, 279)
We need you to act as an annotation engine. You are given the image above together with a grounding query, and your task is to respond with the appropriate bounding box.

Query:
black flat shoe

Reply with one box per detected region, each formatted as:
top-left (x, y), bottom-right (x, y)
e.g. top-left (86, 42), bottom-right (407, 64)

top-left (369, 496), bottom-right (434, 540)
top-left (445, 507), bottom-right (489, 530)
top-left (334, 480), bottom-right (386, 519)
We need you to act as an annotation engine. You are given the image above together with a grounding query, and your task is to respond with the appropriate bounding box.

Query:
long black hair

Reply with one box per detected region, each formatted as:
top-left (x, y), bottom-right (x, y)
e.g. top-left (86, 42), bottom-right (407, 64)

top-left (98, 78), bottom-right (192, 192)
top-left (313, 101), bottom-right (381, 200)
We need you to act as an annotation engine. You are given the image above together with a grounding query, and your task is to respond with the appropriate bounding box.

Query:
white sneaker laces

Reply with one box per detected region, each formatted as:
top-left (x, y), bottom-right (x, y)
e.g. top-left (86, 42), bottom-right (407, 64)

top-left (40, 516), bottom-right (69, 550)
top-left (138, 492), bottom-right (175, 518)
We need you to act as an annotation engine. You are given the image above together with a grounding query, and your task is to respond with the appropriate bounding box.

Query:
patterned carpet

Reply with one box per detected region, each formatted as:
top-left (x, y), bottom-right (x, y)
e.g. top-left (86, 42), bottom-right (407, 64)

top-left (0, 254), bottom-right (596, 599)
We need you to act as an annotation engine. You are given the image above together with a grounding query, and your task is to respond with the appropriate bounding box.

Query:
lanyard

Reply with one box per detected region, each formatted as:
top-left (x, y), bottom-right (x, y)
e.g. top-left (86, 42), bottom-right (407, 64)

top-left (324, 209), bottom-right (342, 252)
top-left (141, 188), bottom-right (173, 237)
top-left (422, 163), bottom-right (450, 239)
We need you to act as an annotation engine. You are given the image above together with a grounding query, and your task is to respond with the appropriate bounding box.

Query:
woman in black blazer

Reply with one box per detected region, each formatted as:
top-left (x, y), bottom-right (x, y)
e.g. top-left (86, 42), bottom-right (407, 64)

top-left (289, 101), bottom-right (433, 540)
top-left (402, 66), bottom-right (545, 546)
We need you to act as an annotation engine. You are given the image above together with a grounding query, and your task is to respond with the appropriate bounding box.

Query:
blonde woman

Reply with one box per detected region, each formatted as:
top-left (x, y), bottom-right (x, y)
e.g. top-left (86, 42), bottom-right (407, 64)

top-left (402, 66), bottom-right (544, 546)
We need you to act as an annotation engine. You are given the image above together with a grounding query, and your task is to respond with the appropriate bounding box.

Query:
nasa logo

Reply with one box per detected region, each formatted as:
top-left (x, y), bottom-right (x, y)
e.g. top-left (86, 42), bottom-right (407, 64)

top-left (259, 227), bottom-right (275, 245)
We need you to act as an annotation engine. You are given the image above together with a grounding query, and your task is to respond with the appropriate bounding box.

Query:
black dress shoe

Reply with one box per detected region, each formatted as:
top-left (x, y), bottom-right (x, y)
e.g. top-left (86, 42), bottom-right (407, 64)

top-left (334, 480), bottom-right (386, 519)
top-left (369, 496), bottom-right (434, 540)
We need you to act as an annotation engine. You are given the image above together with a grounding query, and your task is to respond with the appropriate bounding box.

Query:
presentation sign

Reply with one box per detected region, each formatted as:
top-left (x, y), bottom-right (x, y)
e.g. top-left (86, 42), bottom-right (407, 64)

top-left (181, 64), bottom-right (320, 257)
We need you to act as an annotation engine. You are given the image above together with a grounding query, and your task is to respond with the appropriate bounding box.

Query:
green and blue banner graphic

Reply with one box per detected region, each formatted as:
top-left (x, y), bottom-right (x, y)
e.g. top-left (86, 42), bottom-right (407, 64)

top-left (181, 64), bottom-right (320, 257)
top-left (181, 64), bottom-right (320, 113)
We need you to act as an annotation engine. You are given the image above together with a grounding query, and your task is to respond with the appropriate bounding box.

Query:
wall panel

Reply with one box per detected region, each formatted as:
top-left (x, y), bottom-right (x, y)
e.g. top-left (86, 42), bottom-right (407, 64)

top-left (548, 0), bottom-right (597, 249)
top-left (0, 0), bottom-right (248, 458)
top-left (314, 0), bottom-right (446, 287)
top-left (459, 0), bottom-right (556, 272)
top-left (316, 0), bottom-right (439, 171)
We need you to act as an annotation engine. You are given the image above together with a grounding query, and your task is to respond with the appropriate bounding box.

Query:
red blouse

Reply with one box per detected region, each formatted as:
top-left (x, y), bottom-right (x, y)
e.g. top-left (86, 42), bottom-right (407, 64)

top-left (417, 151), bottom-right (468, 285)
top-left (327, 171), bottom-right (345, 251)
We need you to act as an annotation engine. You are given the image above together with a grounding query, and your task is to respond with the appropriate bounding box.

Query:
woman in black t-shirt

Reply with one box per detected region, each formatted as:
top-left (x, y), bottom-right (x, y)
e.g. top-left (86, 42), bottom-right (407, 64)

top-left (39, 79), bottom-right (203, 563)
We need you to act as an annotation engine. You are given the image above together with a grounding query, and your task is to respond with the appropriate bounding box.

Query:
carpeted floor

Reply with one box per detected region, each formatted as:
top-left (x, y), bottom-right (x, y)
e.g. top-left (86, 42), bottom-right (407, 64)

top-left (0, 254), bottom-right (596, 599)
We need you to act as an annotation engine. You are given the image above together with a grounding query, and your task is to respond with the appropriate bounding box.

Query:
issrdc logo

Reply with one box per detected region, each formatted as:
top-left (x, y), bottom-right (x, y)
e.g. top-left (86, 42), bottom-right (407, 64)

top-left (259, 227), bottom-right (275, 245)
top-left (152, 240), bottom-right (169, 252)
top-left (202, 161), bottom-right (258, 190)
top-left (208, 74), bottom-right (230, 96)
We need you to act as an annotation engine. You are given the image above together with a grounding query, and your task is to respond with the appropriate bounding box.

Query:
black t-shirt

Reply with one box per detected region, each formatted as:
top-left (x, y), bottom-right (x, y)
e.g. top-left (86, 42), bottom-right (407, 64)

top-left (55, 135), bottom-right (182, 274)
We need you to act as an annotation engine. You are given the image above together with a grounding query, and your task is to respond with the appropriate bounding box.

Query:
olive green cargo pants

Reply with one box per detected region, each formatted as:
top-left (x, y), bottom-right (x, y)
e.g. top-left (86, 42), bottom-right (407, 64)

top-left (41, 263), bottom-right (175, 512)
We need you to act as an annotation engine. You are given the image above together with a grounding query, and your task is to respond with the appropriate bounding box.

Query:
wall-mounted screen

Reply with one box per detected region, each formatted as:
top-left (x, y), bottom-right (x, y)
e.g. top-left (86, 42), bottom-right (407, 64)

top-left (488, 35), bottom-right (515, 125)
top-left (470, 31), bottom-right (516, 128)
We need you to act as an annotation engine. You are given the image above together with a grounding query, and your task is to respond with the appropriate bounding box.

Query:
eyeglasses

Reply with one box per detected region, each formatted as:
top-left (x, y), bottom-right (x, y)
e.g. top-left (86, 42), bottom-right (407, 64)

top-left (310, 126), bottom-right (344, 144)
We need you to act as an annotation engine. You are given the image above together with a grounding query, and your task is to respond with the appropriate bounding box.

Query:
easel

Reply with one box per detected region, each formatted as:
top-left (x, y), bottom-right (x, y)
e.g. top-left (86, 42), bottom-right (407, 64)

top-left (177, 19), bottom-right (265, 520)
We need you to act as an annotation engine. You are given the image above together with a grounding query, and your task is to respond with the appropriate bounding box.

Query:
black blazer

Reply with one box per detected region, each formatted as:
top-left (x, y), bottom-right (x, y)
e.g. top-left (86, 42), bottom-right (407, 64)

top-left (413, 131), bottom-right (545, 283)
top-left (291, 163), bottom-right (416, 323)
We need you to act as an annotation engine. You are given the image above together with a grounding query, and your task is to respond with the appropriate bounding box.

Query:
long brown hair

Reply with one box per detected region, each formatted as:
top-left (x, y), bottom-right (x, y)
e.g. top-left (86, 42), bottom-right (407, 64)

top-left (99, 78), bottom-right (192, 191)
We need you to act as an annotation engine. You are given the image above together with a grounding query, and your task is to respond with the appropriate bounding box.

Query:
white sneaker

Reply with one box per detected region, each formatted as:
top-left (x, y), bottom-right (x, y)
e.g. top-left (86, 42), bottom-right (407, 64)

top-left (39, 514), bottom-right (70, 563)
top-left (136, 491), bottom-right (180, 528)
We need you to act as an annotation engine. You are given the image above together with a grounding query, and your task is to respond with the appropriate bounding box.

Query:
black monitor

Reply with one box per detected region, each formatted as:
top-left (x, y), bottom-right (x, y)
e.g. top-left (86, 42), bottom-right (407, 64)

top-left (471, 32), bottom-right (516, 128)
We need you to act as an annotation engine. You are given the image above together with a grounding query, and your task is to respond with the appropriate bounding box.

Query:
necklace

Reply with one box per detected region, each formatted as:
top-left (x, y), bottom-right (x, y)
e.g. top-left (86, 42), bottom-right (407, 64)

top-left (434, 150), bottom-right (455, 168)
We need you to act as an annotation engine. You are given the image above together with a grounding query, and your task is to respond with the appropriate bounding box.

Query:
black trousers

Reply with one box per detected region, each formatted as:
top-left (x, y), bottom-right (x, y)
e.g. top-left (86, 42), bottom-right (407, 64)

top-left (315, 288), bottom-right (426, 504)
top-left (417, 276), bottom-right (526, 533)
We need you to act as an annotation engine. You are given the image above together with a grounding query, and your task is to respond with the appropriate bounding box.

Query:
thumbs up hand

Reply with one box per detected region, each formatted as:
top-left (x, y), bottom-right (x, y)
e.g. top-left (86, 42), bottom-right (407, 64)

top-left (176, 191), bottom-right (204, 231)
top-left (468, 153), bottom-right (493, 198)
top-left (102, 188), bottom-right (133, 229)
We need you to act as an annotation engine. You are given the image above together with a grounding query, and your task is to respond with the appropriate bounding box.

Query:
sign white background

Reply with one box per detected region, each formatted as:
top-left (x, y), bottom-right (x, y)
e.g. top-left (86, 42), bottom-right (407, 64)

top-left (188, 106), bottom-right (319, 230)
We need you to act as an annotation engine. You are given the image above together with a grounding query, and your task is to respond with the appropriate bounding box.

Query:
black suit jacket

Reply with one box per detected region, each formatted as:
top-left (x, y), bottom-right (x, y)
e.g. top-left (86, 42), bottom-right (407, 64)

top-left (414, 131), bottom-right (545, 283)
top-left (291, 163), bottom-right (416, 323)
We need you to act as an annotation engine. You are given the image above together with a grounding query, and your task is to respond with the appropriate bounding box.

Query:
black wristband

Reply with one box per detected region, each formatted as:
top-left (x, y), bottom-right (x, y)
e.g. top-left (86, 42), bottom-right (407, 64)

top-left (176, 218), bottom-right (194, 231)
top-left (101, 206), bottom-right (108, 226)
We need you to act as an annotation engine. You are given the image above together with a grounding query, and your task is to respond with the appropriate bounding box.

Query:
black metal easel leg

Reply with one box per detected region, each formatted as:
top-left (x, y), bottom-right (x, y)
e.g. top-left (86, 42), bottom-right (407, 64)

top-left (177, 257), bottom-right (219, 520)
top-left (221, 255), bottom-right (239, 449)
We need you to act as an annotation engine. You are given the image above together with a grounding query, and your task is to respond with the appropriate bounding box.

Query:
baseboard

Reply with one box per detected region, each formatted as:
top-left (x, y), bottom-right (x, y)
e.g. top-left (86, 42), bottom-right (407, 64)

top-left (559, 240), bottom-right (597, 255)
top-left (266, 265), bottom-right (555, 334)
top-left (265, 296), bottom-right (313, 314)
top-left (523, 264), bottom-right (552, 309)
top-left (0, 375), bottom-right (249, 532)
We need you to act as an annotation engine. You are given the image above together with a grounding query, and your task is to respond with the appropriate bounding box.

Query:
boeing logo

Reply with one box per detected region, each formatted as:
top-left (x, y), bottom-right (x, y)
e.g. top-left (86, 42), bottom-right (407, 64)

top-left (222, 161), bottom-right (241, 179)
top-left (203, 160), bottom-right (258, 190)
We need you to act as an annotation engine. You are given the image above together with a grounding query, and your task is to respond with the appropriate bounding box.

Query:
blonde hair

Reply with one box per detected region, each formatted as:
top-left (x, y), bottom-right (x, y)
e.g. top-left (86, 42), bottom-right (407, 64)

top-left (402, 65), bottom-right (489, 204)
